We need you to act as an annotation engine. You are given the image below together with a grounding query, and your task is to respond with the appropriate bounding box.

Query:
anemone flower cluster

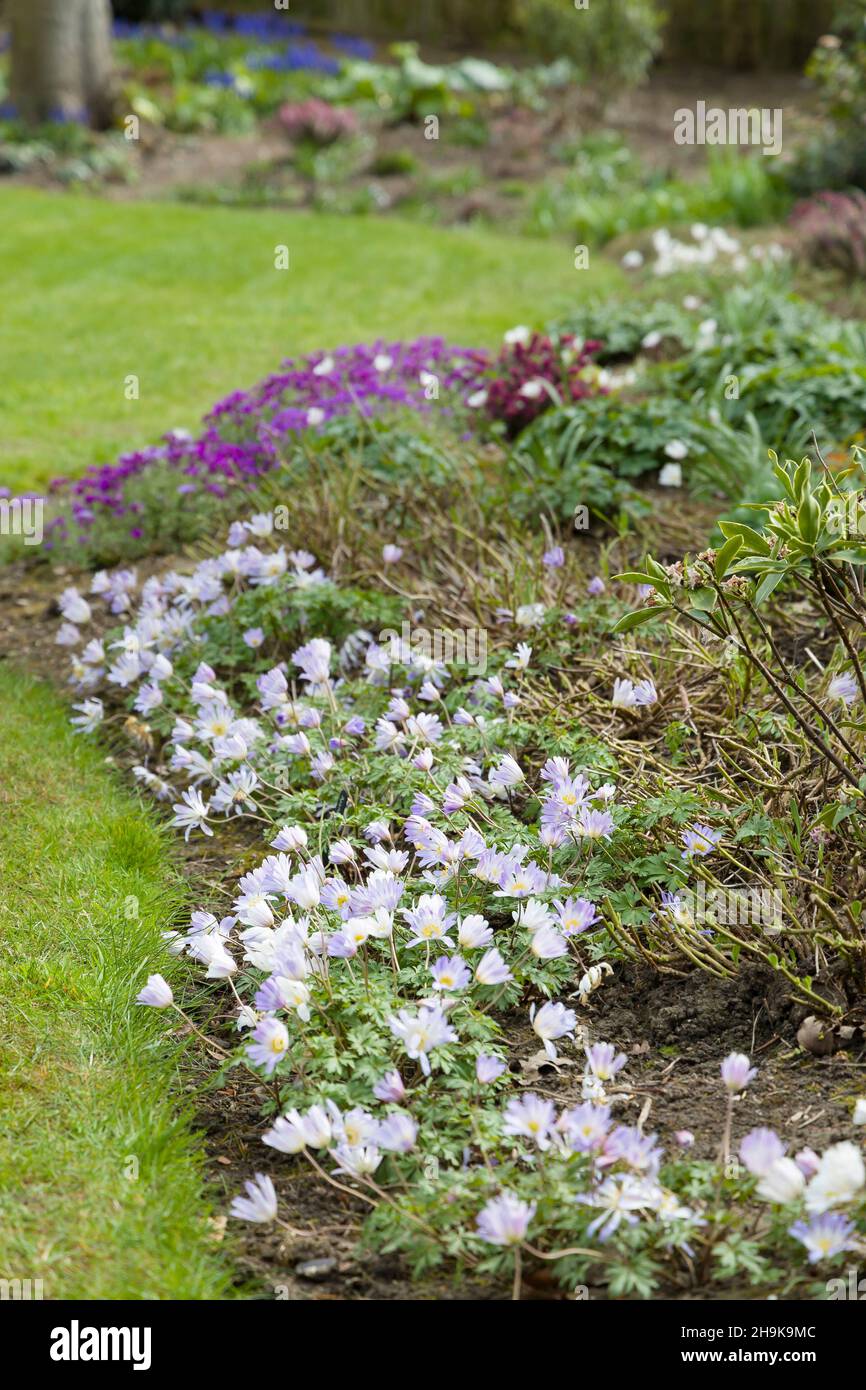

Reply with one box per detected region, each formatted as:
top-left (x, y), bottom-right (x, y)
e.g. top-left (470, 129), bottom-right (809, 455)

top-left (59, 508), bottom-right (866, 1294)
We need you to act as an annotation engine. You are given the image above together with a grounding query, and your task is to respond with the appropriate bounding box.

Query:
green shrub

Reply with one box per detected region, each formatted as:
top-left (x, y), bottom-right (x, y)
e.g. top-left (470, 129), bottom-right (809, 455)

top-left (789, 2), bottom-right (866, 193)
top-left (515, 0), bottom-right (662, 96)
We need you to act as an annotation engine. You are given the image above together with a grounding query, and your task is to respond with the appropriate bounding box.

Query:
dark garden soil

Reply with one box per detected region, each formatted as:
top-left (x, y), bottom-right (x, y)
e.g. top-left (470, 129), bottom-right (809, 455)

top-left (197, 962), bottom-right (865, 1301)
top-left (1, 67), bottom-right (821, 232)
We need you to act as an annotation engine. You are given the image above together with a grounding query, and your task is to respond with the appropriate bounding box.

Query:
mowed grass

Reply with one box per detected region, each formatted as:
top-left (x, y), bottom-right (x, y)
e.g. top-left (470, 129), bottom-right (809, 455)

top-left (0, 187), bottom-right (624, 493)
top-left (0, 666), bottom-right (229, 1299)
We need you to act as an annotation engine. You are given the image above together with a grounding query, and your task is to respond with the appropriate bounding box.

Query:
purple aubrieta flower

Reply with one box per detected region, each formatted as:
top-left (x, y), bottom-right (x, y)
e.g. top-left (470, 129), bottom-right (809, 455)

top-left (587, 576), bottom-right (605, 596)
top-left (788, 1212), bottom-right (858, 1263)
top-left (476, 1192), bottom-right (536, 1246)
top-left (720, 1051), bottom-right (757, 1093)
top-left (43, 336), bottom-right (493, 546)
top-left (542, 546), bottom-right (565, 568)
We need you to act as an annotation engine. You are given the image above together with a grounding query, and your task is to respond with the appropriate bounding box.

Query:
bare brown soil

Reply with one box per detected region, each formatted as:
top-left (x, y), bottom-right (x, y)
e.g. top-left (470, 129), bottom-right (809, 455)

top-left (1, 68), bottom-right (821, 230)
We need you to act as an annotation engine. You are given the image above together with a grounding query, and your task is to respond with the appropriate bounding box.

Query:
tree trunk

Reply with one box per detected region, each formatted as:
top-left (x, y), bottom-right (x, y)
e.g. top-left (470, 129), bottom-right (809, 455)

top-left (8, 0), bottom-right (115, 127)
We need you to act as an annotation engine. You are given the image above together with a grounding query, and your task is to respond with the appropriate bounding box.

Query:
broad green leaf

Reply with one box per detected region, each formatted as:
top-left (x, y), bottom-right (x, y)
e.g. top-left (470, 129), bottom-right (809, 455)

top-left (611, 605), bottom-right (668, 634)
top-left (718, 520), bottom-right (772, 556)
top-left (714, 535), bottom-right (743, 579)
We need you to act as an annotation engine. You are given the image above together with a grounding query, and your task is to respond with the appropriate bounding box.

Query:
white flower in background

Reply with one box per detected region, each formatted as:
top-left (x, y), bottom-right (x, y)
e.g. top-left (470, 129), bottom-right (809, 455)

top-left (827, 672), bottom-right (858, 706)
top-left (59, 586), bottom-right (91, 625)
top-left (489, 754), bottom-right (524, 790)
top-left (658, 462), bottom-right (683, 488)
top-left (56, 622), bottom-right (82, 647)
top-left (135, 974), bottom-right (173, 1009)
top-left (188, 932), bottom-right (237, 979)
top-left (230, 1173), bottom-right (277, 1224)
top-left (664, 439), bottom-right (688, 460)
top-left (519, 379), bottom-right (545, 399)
top-left (306, 407), bottom-right (325, 427)
top-left (805, 1142), bottom-right (865, 1214)
top-left (515, 603), bottom-right (546, 628)
top-left (757, 1158), bottom-right (806, 1204)
top-left (506, 642), bottom-right (532, 671)
top-left (504, 325), bottom-right (531, 346)
top-left (171, 788), bottom-right (213, 840)
top-left (530, 999), bottom-right (576, 1060)
top-left (621, 249), bottom-right (644, 269)
top-left (70, 698), bottom-right (104, 733)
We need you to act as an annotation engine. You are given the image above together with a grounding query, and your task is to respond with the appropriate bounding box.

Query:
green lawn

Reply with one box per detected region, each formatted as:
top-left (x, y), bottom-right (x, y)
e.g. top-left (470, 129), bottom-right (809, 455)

top-left (0, 187), bottom-right (623, 493)
top-left (0, 667), bottom-right (229, 1299)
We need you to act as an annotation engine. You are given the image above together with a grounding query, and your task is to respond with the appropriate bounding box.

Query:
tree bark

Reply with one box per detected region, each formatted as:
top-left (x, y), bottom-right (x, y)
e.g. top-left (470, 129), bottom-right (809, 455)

top-left (8, 0), bottom-right (115, 127)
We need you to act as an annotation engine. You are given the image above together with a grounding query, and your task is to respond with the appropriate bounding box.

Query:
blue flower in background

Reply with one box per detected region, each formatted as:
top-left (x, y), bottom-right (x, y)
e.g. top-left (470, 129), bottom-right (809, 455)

top-left (333, 35), bottom-right (376, 60)
top-left (47, 105), bottom-right (89, 125)
top-left (203, 69), bottom-right (237, 89)
top-left (248, 43), bottom-right (340, 76)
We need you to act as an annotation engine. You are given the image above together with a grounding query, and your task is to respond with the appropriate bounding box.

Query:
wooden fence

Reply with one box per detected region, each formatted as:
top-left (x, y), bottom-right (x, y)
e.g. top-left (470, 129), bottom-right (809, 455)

top-left (286, 0), bottom-right (839, 68)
